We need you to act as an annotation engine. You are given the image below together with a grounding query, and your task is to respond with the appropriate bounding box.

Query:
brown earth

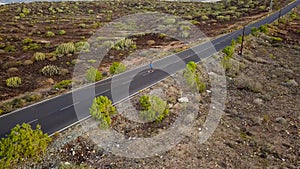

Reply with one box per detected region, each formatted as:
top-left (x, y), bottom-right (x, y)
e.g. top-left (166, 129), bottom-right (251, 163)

top-left (0, 0), bottom-right (292, 112)
top-left (14, 5), bottom-right (300, 169)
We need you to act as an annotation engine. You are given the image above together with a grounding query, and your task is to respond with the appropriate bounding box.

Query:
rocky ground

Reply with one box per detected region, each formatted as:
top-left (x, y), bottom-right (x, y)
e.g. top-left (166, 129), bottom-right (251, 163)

top-left (12, 4), bottom-right (300, 169)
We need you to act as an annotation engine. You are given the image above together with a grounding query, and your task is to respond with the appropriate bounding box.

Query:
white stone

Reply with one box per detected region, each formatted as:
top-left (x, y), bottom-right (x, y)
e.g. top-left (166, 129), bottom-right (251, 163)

top-left (178, 97), bottom-right (189, 103)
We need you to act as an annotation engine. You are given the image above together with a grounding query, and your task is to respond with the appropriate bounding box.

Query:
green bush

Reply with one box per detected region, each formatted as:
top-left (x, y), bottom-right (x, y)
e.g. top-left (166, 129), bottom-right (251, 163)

top-left (201, 15), bottom-right (209, 21)
top-left (22, 38), bottom-right (33, 44)
top-left (270, 37), bottom-right (283, 43)
top-left (6, 77), bottom-right (22, 88)
top-left (237, 36), bottom-right (243, 44)
top-left (4, 45), bottom-right (16, 52)
top-left (109, 62), bottom-right (126, 75)
top-left (22, 7), bottom-right (31, 14)
top-left (33, 52), bottom-right (46, 61)
top-left (258, 25), bottom-right (269, 34)
top-left (139, 95), bottom-right (151, 111)
top-left (113, 38), bottom-right (136, 51)
top-left (222, 45), bottom-right (235, 58)
top-left (56, 42), bottom-right (76, 55)
top-left (0, 109), bottom-right (3, 115)
top-left (58, 30), bottom-right (66, 35)
top-left (46, 31), bottom-right (55, 37)
top-left (23, 43), bottom-right (41, 51)
top-left (139, 95), bottom-right (169, 123)
top-left (183, 61), bottom-right (206, 93)
top-left (85, 67), bottom-right (102, 83)
top-left (89, 96), bottom-right (116, 129)
top-left (75, 41), bottom-right (90, 52)
top-left (53, 80), bottom-right (72, 89)
top-left (0, 123), bottom-right (51, 167)
top-left (41, 65), bottom-right (60, 76)
top-left (78, 23), bottom-right (86, 28)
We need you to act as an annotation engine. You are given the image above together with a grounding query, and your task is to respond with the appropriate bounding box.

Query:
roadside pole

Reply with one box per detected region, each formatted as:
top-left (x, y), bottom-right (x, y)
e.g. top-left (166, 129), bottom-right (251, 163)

top-left (270, 0), bottom-right (273, 12)
top-left (239, 26), bottom-right (246, 55)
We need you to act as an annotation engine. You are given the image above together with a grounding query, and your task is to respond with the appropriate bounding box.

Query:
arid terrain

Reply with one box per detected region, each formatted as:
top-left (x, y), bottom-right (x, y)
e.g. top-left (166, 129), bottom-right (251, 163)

top-left (0, 0), bottom-right (292, 115)
top-left (7, 4), bottom-right (299, 169)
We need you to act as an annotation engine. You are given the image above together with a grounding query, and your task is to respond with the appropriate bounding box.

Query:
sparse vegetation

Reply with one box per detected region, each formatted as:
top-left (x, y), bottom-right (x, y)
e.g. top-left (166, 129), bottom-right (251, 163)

top-left (75, 41), bottom-right (90, 52)
top-left (89, 96), bottom-right (117, 129)
top-left (85, 67), bottom-right (102, 83)
top-left (6, 77), bottom-right (22, 88)
top-left (139, 95), bottom-right (169, 123)
top-left (113, 38), bottom-right (136, 51)
top-left (46, 31), bottom-right (55, 37)
top-left (58, 30), bottom-right (66, 35)
top-left (41, 65), bottom-right (60, 76)
top-left (109, 62), bottom-right (126, 75)
top-left (56, 42), bottom-right (76, 55)
top-left (33, 52), bottom-right (46, 61)
top-left (183, 61), bottom-right (206, 93)
top-left (0, 123), bottom-right (51, 168)
top-left (53, 80), bottom-right (72, 89)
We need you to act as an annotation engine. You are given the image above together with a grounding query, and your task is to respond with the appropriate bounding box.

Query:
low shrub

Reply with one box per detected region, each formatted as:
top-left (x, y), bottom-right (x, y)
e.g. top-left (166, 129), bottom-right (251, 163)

top-left (46, 31), bottom-right (55, 37)
top-left (56, 42), bottom-right (76, 55)
top-left (6, 77), bottom-right (22, 88)
top-left (113, 38), bottom-right (136, 51)
top-left (89, 96), bottom-right (116, 129)
top-left (139, 95), bottom-right (169, 123)
top-left (4, 45), bottom-right (16, 52)
top-left (23, 43), bottom-right (41, 51)
top-left (109, 62), bottom-right (126, 75)
top-left (33, 52), bottom-right (46, 61)
top-left (222, 44), bottom-right (235, 58)
top-left (270, 37), bottom-right (283, 43)
top-left (75, 41), bottom-right (90, 52)
top-left (53, 80), bottom-right (72, 89)
top-left (183, 61), bottom-right (206, 93)
top-left (258, 25), bottom-right (269, 34)
top-left (22, 38), bottom-right (33, 44)
top-left (58, 30), bottom-right (66, 35)
top-left (0, 123), bottom-right (51, 168)
top-left (139, 95), bottom-right (151, 111)
top-left (85, 67), bottom-right (102, 83)
top-left (41, 65), bottom-right (60, 76)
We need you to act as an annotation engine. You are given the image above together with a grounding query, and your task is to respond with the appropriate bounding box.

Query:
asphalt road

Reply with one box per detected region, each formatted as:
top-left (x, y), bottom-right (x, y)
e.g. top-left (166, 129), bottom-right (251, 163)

top-left (0, 0), bottom-right (299, 138)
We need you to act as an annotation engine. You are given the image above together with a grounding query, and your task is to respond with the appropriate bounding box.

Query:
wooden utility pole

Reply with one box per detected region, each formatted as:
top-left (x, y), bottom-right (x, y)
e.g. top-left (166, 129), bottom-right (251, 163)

top-left (270, 0), bottom-right (273, 12)
top-left (239, 26), bottom-right (246, 55)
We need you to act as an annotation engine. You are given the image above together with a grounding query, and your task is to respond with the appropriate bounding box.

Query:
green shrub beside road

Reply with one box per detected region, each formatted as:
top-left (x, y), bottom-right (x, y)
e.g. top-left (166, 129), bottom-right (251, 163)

top-left (0, 123), bottom-right (51, 167)
top-left (109, 62), bottom-right (126, 75)
top-left (139, 95), bottom-right (169, 123)
top-left (89, 96), bottom-right (117, 129)
top-left (183, 61), bottom-right (206, 93)
top-left (85, 67), bottom-right (102, 83)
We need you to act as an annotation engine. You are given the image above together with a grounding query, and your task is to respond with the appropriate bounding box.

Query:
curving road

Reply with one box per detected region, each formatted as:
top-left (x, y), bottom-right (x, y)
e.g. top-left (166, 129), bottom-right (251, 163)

top-left (0, 0), bottom-right (299, 138)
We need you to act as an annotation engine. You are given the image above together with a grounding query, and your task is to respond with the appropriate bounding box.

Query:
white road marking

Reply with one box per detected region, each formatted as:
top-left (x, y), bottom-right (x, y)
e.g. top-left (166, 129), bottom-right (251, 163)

top-left (60, 102), bottom-right (80, 111)
top-left (27, 119), bottom-right (38, 124)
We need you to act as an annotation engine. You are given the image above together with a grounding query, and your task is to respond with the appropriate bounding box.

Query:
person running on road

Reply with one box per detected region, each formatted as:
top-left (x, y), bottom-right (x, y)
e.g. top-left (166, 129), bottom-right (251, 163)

top-left (149, 61), bottom-right (153, 72)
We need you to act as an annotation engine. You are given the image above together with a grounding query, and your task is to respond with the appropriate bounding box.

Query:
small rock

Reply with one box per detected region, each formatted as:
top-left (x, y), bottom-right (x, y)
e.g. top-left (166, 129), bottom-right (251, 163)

top-left (64, 162), bottom-right (70, 165)
top-left (178, 97), bottom-right (189, 103)
top-left (109, 56), bottom-right (114, 59)
top-left (254, 98), bottom-right (263, 105)
top-left (275, 117), bottom-right (287, 124)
